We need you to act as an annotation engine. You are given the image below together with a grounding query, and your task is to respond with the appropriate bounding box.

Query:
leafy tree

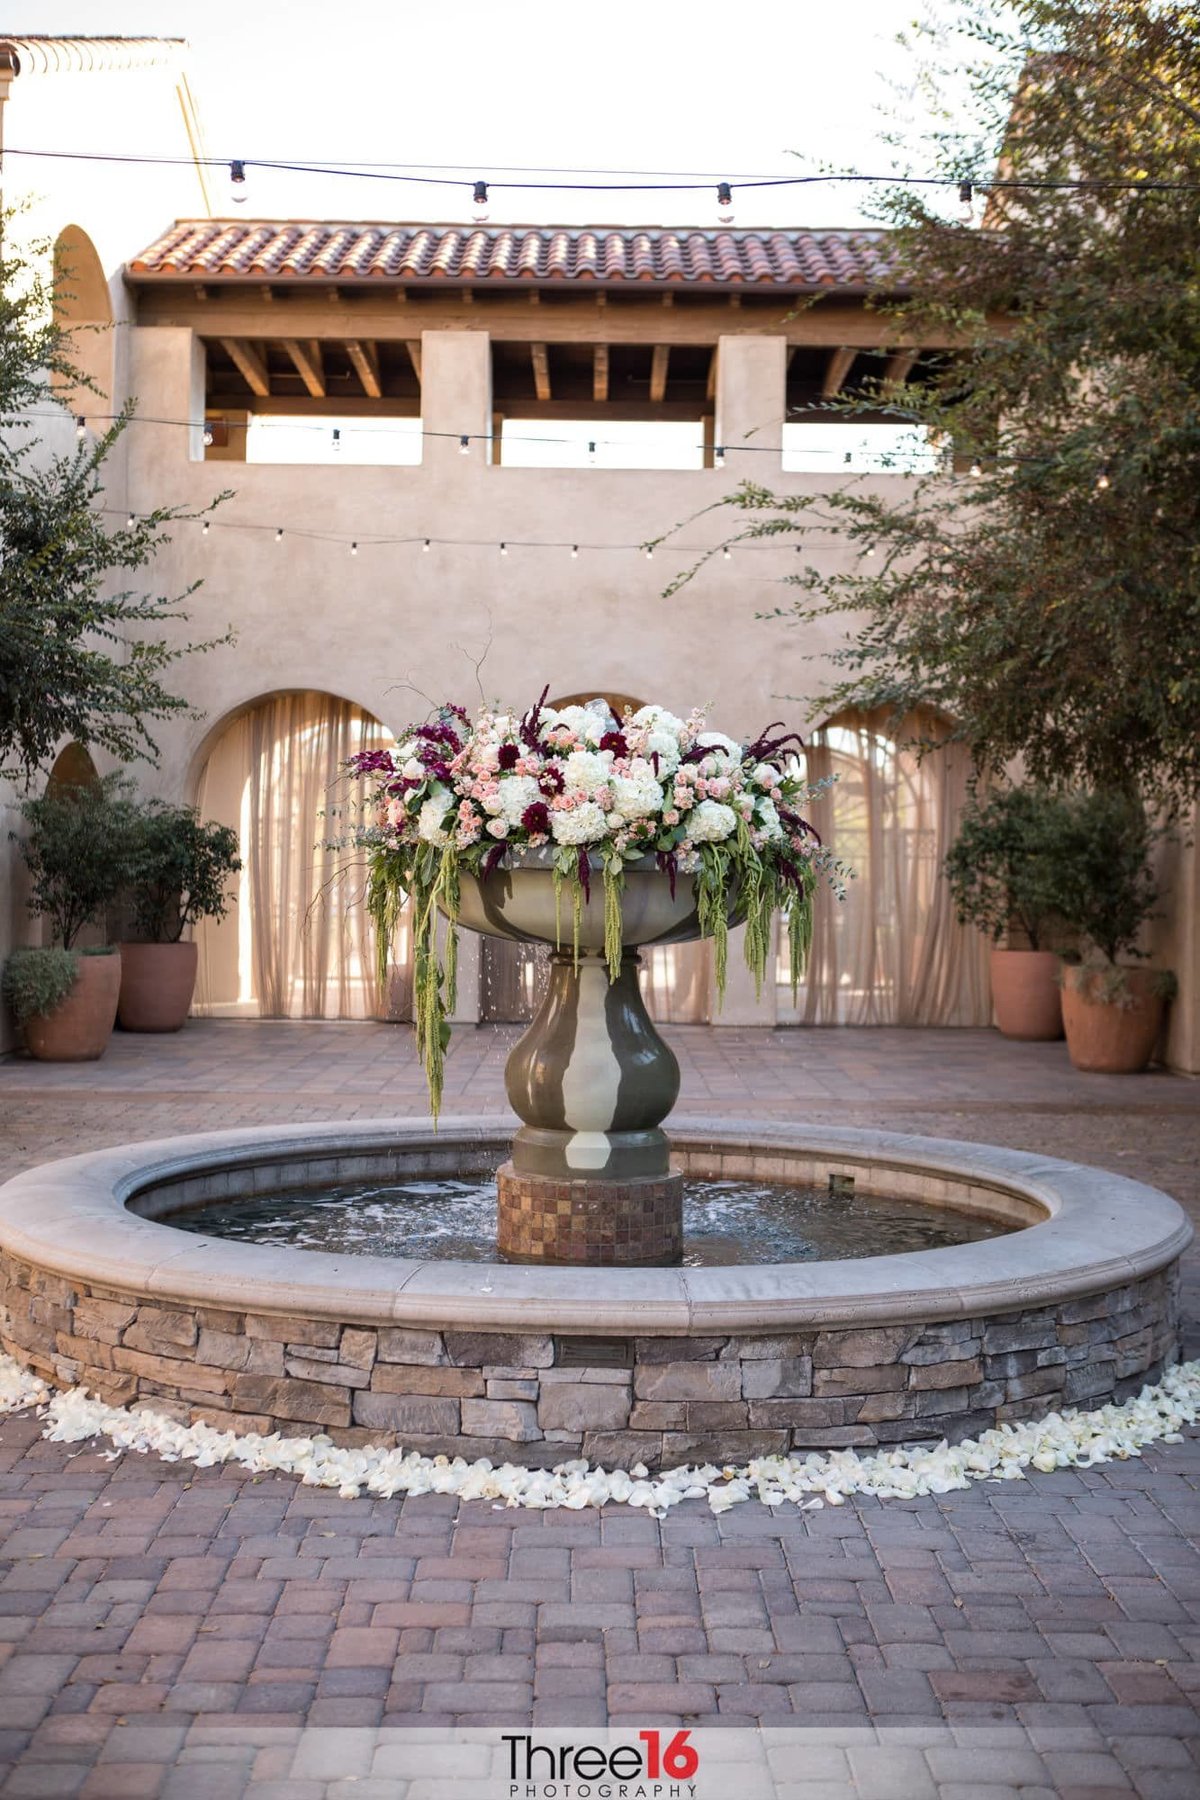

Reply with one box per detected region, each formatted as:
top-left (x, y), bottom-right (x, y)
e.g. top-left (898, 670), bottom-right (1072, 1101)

top-left (0, 209), bottom-right (230, 784)
top-left (11, 772), bottom-right (140, 948)
top-left (679, 1), bottom-right (1200, 814)
top-left (125, 802), bottom-right (242, 942)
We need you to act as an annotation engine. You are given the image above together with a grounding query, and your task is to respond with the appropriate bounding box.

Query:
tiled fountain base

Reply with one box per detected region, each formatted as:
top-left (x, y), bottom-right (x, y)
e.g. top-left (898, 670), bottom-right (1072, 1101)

top-left (0, 1257), bottom-right (1181, 1466)
top-left (0, 1117), bottom-right (1189, 1469)
top-left (497, 1163), bottom-right (684, 1264)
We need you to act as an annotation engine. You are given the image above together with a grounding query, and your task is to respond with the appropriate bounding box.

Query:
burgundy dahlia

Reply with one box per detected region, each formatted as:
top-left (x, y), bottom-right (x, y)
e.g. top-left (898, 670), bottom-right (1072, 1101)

top-left (599, 730), bottom-right (628, 757)
top-left (521, 801), bottom-right (551, 836)
top-left (497, 743), bottom-right (520, 770)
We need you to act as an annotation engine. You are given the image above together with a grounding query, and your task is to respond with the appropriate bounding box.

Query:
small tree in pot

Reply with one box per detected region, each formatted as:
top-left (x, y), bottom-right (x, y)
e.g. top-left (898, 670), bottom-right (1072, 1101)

top-left (944, 786), bottom-right (1071, 1040)
top-left (1050, 790), bottom-right (1174, 1073)
top-left (119, 803), bottom-right (241, 1031)
top-left (3, 774), bottom-right (138, 1060)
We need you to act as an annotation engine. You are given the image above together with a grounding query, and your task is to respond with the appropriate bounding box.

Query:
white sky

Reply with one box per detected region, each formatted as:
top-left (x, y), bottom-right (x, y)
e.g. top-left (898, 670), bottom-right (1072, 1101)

top-left (8, 0), bottom-right (976, 230)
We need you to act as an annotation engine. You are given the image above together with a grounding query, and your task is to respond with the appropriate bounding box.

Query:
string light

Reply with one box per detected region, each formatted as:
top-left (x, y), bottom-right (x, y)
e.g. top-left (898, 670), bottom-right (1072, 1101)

top-left (587, 440), bottom-right (597, 464)
top-left (723, 545), bottom-right (732, 560)
top-left (716, 181), bottom-right (735, 224)
top-left (713, 446), bottom-right (726, 468)
top-left (126, 512), bottom-right (135, 528)
top-left (332, 427), bottom-right (342, 452)
top-left (275, 527), bottom-right (284, 542)
top-left (645, 545), bottom-right (654, 560)
top-left (202, 424), bottom-right (215, 447)
top-left (968, 460), bottom-right (983, 477)
top-left (472, 180), bottom-right (489, 221)
top-left (958, 179), bottom-right (974, 222)
top-left (1095, 467), bottom-right (1111, 490)
top-left (570, 544), bottom-right (579, 558)
top-left (74, 415), bottom-right (86, 441)
top-left (423, 538), bottom-right (431, 551)
top-left (499, 541), bottom-right (508, 555)
top-left (350, 540), bottom-right (358, 556)
top-left (459, 435), bottom-right (470, 455)
top-left (201, 520), bottom-right (210, 535)
top-left (229, 159), bottom-right (247, 204)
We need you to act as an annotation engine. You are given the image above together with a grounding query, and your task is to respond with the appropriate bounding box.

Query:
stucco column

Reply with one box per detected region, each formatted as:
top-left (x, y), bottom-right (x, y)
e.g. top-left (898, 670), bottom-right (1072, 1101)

top-left (420, 330), bottom-right (492, 468)
top-left (715, 334), bottom-right (786, 475)
top-left (125, 326), bottom-right (206, 469)
top-left (712, 923), bottom-right (778, 1027)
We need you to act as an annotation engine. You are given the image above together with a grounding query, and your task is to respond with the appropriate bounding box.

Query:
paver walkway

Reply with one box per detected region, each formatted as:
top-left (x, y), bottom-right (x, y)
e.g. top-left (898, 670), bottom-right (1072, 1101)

top-left (0, 1022), bottom-right (1197, 1797)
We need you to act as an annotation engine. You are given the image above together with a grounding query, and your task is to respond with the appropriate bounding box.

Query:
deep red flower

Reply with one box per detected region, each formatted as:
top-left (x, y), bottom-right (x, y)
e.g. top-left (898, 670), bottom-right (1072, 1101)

top-left (521, 801), bottom-right (551, 836)
top-left (538, 765), bottom-right (565, 796)
top-left (497, 743), bottom-right (520, 770)
top-left (599, 730), bottom-right (628, 757)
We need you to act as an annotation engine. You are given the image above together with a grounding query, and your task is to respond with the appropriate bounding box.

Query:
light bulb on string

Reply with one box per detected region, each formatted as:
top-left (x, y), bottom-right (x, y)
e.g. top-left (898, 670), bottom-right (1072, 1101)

top-left (201, 520), bottom-right (210, 536)
top-left (713, 445), bottom-right (726, 469)
top-left (229, 160), bottom-right (248, 205)
top-left (422, 538), bottom-right (431, 552)
top-left (126, 513), bottom-right (135, 529)
top-left (570, 544), bottom-right (579, 559)
top-left (332, 428), bottom-right (342, 453)
top-left (968, 460), bottom-right (983, 477)
top-left (644, 545), bottom-right (654, 561)
top-left (459, 435), bottom-right (470, 455)
top-left (716, 181), bottom-right (734, 224)
top-left (499, 542), bottom-right (508, 556)
top-left (472, 181), bottom-right (489, 222)
top-left (203, 423), bottom-right (215, 448)
top-left (587, 440), bottom-right (597, 465)
top-left (350, 541), bottom-right (358, 557)
top-left (275, 527), bottom-right (284, 543)
top-left (958, 179), bottom-right (974, 223)
top-left (723, 545), bottom-right (732, 561)
top-left (1095, 467), bottom-right (1111, 491)
top-left (864, 545), bottom-right (876, 558)
top-left (75, 415), bottom-right (86, 441)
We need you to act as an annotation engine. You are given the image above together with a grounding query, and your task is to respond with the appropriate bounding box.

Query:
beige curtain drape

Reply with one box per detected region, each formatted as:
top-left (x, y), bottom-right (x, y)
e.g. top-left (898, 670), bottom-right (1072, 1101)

top-left (194, 692), bottom-right (396, 1020)
top-left (781, 706), bottom-right (990, 1026)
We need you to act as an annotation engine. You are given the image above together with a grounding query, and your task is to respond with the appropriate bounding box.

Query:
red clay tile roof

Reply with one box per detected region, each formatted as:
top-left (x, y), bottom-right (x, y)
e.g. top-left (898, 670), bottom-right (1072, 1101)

top-left (128, 221), bottom-right (898, 291)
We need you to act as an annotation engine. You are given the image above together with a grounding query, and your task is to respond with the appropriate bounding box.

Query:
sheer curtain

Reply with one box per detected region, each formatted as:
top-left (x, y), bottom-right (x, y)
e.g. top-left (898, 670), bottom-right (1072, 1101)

top-left (194, 692), bottom-right (399, 1020)
top-left (780, 706), bottom-right (990, 1026)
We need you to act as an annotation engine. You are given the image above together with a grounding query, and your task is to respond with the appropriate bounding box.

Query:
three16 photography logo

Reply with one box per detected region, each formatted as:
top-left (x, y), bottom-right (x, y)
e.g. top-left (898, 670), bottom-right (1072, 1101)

top-left (503, 1729), bottom-right (700, 1798)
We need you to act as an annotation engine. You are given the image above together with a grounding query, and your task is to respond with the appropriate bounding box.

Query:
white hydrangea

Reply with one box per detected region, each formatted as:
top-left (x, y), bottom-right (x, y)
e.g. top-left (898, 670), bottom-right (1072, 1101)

top-left (686, 799), bottom-right (738, 842)
top-left (497, 775), bottom-right (540, 825)
top-left (631, 704), bottom-right (685, 736)
top-left (555, 704), bottom-right (610, 746)
top-left (644, 730), bottom-right (682, 775)
top-left (562, 749), bottom-right (613, 796)
top-left (551, 802), bottom-right (609, 845)
top-left (753, 762), bottom-right (781, 790)
top-left (417, 787), bottom-right (453, 845)
top-left (696, 730), bottom-right (743, 763)
top-left (609, 761), bottom-right (665, 822)
top-left (755, 797), bottom-right (784, 840)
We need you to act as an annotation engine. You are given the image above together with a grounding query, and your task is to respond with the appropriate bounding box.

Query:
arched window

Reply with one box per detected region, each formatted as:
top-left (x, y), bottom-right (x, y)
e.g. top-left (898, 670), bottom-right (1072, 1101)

top-left (52, 226), bottom-right (113, 412)
top-left (192, 692), bottom-right (396, 1019)
top-left (777, 705), bottom-right (990, 1026)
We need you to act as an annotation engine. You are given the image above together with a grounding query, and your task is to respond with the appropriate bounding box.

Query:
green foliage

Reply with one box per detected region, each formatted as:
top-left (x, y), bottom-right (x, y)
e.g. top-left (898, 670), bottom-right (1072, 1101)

top-left (680, 1), bottom-right (1200, 814)
top-left (125, 803), bottom-right (242, 942)
top-left (11, 773), bottom-right (140, 948)
top-left (1, 946), bottom-right (78, 1023)
top-left (944, 786), bottom-right (1074, 949)
top-left (0, 206), bottom-right (231, 784)
top-left (1045, 788), bottom-right (1159, 966)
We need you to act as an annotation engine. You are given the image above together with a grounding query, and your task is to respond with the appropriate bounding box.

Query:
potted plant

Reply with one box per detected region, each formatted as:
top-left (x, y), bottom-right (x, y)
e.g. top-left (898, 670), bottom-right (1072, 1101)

top-left (1051, 789), bottom-right (1173, 1073)
top-left (944, 786), bottom-right (1070, 1040)
top-left (118, 803), bottom-right (241, 1031)
top-left (3, 774), bottom-right (137, 1060)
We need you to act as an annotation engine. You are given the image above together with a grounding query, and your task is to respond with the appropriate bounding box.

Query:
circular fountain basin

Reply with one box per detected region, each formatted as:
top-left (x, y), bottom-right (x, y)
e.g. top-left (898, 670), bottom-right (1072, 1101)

top-left (0, 1117), bottom-right (1189, 1469)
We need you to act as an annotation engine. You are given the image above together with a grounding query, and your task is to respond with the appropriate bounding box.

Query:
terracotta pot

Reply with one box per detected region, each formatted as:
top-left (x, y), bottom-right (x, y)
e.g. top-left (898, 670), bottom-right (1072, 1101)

top-left (24, 950), bottom-right (121, 1062)
top-left (1061, 965), bottom-right (1165, 1073)
top-left (989, 948), bottom-right (1063, 1041)
top-left (117, 941), bottom-right (199, 1032)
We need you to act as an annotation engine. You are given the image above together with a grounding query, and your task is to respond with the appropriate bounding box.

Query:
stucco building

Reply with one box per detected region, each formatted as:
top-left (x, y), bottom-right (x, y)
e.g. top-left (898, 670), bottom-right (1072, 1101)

top-left (2, 35), bottom-right (1196, 1070)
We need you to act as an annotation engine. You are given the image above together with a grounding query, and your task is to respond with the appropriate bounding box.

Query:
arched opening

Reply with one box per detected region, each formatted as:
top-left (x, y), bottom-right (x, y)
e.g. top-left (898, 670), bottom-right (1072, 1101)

top-left (479, 689), bottom-right (711, 1026)
top-left (777, 704), bottom-right (990, 1025)
top-left (51, 225), bottom-right (113, 413)
top-left (45, 741), bottom-right (99, 796)
top-left (191, 691), bottom-right (397, 1019)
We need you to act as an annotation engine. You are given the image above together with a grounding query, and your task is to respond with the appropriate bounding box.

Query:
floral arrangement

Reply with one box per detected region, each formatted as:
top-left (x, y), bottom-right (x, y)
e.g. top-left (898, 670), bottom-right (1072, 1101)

top-left (347, 693), bottom-right (846, 1113)
top-left (5, 1349), bottom-right (1197, 1516)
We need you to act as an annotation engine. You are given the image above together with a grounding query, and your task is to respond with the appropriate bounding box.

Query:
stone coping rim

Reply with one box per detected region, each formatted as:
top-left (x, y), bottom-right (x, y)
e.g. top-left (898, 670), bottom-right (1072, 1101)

top-left (0, 1114), bottom-right (1189, 1334)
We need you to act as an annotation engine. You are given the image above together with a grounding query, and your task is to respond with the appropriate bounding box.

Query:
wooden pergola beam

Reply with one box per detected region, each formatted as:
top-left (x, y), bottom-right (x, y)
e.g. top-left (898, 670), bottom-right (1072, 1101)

top-left (822, 345), bottom-right (858, 400)
top-left (530, 342), bottom-right (551, 403)
top-left (706, 348), bottom-right (718, 402)
top-left (593, 343), bottom-right (609, 403)
top-left (405, 339), bottom-right (422, 382)
top-left (882, 346), bottom-right (919, 391)
top-left (346, 338), bottom-right (381, 399)
top-left (219, 337), bottom-right (270, 398)
top-left (282, 338), bottom-right (325, 398)
top-left (649, 344), bottom-right (670, 404)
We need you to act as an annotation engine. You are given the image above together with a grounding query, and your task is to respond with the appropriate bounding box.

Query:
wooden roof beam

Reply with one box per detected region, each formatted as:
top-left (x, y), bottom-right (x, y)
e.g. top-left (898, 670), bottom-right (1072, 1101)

top-left (706, 348), bottom-right (718, 402)
top-left (649, 344), bottom-right (670, 404)
top-left (405, 339), bottom-right (422, 383)
top-left (822, 345), bottom-right (857, 400)
top-left (530, 342), bottom-right (551, 403)
top-left (882, 346), bottom-right (919, 392)
top-left (219, 337), bottom-right (270, 398)
top-left (282, 338), bottom-right (325, 398)
top-left (593, 343), bottom-right (609, 403)
top-left (346, 338), bottom-right (382, 399)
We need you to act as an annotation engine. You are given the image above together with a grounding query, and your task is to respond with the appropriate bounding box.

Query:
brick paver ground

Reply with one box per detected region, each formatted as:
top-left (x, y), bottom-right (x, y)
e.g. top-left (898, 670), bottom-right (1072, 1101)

top-left (0, 1021), bottom-right (1198, 1797)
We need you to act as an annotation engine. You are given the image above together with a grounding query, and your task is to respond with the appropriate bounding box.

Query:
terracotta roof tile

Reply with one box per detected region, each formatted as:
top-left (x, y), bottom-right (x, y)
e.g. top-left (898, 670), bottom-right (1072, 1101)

top-left (128, 221), bottom-right (898, 290)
